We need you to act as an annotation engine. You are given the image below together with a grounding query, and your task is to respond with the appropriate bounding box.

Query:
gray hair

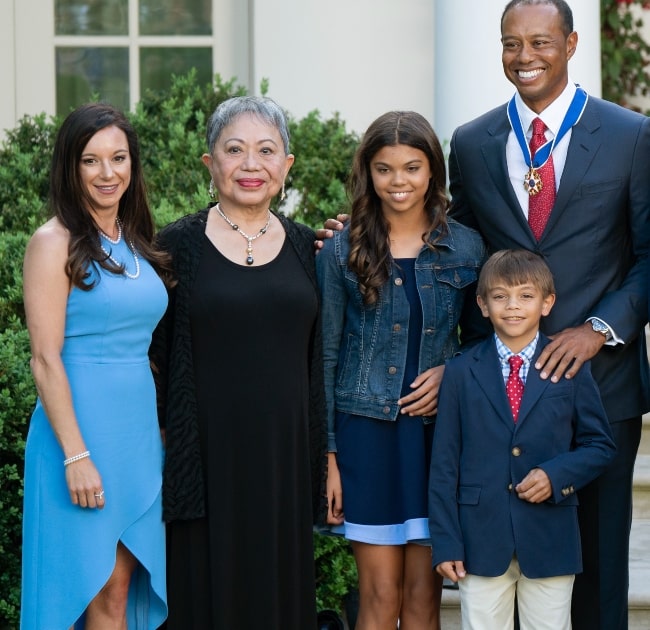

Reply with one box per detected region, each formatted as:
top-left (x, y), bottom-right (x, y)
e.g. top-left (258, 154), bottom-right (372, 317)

top-left (205, 96), bottom-right (291, 155)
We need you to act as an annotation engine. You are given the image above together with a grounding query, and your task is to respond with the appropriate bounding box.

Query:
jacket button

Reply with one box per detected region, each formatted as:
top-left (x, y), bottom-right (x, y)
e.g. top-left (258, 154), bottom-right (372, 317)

top-left (393, 324), bottom-right (401, 332)
top-left (383, 406), bottom-right (391, 414)
top-left (511, 447), bottom-right (521, 457)
top-left (394, 277), bottom-right (403, 286)
top-left (507, 483), bottom-right (513, 492)
top-left (388, 366), bottom-right (397, 375)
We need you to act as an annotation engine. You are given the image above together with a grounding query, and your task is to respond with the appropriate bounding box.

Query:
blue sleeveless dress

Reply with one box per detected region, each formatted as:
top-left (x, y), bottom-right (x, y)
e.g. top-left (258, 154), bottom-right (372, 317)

top-left (21, 235), bottom-right (168, 630)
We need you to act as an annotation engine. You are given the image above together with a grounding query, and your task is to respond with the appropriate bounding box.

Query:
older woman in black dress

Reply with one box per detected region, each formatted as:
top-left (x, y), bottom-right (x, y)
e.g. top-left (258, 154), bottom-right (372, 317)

top-left (151, 96), bottom-right (327, 629)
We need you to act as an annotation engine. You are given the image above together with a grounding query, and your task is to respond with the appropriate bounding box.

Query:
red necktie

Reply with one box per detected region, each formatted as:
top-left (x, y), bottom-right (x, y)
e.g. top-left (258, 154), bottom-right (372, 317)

top-left (528, 117), bottom-right (556, 240)
top-left (506, 355), bottom-right (525, 423)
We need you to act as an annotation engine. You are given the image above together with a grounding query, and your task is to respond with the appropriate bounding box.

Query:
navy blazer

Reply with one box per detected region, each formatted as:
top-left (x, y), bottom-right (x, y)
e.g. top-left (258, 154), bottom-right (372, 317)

top-left (448, 95), bottom-right (650, 423)
top-left (428, 335), bottom-right (616, 579)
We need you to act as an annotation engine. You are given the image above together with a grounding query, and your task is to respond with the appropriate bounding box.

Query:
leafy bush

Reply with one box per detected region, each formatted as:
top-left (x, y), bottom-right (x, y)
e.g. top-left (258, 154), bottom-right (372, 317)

top-left (288, 111), bottom-right (358, 228)
top-left (0, 320), bottom-right (34, 628)
top-left (313, 532), bottom-right (358, 613)
top-left (601, 0), bottom-right (650, 113)
top-left (0, 233), bottom-right (29, 330)
top-left (0, 113), bottom-right (55, 234)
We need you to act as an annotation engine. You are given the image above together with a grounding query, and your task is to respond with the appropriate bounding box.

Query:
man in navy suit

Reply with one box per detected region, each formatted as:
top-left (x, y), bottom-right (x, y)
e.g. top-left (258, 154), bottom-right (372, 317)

top-left (445, 1), bottom-right (650, 627)
top-left (428, 249), bottom-right (615, 629)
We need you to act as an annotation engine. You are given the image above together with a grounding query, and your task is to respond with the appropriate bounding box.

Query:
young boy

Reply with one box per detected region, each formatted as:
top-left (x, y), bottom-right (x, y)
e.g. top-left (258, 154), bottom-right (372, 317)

top-left (428, 249), bottom-right (616, 630)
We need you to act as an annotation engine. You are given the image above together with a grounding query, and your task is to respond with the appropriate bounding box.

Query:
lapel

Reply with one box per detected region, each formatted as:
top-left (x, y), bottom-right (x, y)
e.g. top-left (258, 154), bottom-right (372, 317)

top-left (469, 338), bottom-right (516, 431)
top-left (538, 99), bottom-right (601, 244)
top-left (514, 335), bottom-right (553, 428)
top-left (468, 335), bottom-right (554, 431)
top-left (482, 108), bottom-right (532, 237)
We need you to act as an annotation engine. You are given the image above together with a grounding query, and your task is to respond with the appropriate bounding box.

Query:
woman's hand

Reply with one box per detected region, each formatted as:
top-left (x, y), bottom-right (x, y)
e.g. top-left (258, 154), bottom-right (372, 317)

top-left (326, 452), bottom-right (344, 525)
top-left (398, 365), bottom-right (445, 417)
top-left (65, 457), bottom-right (106, 509)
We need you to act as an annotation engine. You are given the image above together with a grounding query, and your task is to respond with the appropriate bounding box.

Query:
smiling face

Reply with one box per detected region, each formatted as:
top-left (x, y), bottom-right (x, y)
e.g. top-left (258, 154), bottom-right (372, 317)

top-left (202, 112), bottom-right (294, 212)
top-left (478, 281), bottom-right (555, 352)
top-left (370, 144), bottom-right (432, 220)
top-left (501, 2), bottom-right (577, 114)
top-left (79, 125), bottom-right (131, 219)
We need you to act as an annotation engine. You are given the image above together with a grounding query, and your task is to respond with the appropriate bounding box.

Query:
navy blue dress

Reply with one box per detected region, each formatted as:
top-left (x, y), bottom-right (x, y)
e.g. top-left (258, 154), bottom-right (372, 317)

top-left (334, 258), bottom-right (434, 544)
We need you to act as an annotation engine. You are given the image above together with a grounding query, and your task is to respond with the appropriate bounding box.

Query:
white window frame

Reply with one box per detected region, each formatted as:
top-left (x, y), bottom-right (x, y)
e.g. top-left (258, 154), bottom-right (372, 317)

top-left (7, 0), bottom-right (250, 134)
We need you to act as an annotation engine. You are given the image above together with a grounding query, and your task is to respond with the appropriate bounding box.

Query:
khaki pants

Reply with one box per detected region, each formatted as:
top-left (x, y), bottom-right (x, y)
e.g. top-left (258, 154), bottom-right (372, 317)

top-left (458, 556), bottom-right (574, 630)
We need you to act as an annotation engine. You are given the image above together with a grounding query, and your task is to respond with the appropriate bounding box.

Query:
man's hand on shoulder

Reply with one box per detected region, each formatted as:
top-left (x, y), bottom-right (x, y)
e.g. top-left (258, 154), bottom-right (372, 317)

top-left (314, 214), bottom-right (349, 251)
top-left (535, 322), bottom-right (607, 382)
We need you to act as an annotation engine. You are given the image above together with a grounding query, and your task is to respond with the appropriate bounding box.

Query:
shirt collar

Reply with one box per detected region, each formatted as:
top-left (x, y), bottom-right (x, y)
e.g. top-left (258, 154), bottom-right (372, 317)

top-left (515, 80), bottom-right (577, 138)
top-left (495, 332), bottom-right (539, 365)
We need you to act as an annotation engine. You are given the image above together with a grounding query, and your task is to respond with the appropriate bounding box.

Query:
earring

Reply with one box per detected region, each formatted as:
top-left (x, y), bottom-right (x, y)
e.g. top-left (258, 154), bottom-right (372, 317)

top-left (208, 179), bottom-right (216, 199)
top-left (280, 182), bottom-right (286, 202)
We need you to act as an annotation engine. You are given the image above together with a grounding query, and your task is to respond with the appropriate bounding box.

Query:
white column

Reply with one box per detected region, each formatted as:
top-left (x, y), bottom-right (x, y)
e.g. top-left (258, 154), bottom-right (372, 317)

top-left (0, 0), bottom-right (16, 139)
top-left (433, 0), bottom-right (601, 146)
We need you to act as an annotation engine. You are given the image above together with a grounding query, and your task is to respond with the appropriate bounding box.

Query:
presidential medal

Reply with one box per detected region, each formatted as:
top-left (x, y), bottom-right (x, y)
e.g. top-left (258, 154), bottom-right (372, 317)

top-left (524, 167), bottom-right (543, 196)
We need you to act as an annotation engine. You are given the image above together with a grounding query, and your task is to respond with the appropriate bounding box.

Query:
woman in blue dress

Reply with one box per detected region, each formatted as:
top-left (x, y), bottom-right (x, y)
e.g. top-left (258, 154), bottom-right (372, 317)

top-left (21, 103), bottom-right (170, 629)
top-left (316, 111), bottom-right (486, 629)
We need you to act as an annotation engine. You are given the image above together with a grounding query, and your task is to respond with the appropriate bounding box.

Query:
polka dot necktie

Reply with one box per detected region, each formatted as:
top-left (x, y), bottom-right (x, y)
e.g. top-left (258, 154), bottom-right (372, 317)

top-left (528, 117), bottom-right (556, 240)
top-left (506, 355), bottom-right (525, 423)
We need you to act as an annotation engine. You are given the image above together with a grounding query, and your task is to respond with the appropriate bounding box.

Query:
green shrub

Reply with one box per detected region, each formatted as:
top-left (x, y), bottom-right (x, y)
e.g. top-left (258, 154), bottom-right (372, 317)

top-left (0, 321), bottom-right (34, 628)
top-left (0, 113), bottom-right (56, 234)
top-left (0, 233), bottom-right (29, 330)
top-left (601, 0), bottom-right (650, 114)
top-left (313, 532), bottom-right (358, 613)
top-left (287, 111), bottom-right (358, 229)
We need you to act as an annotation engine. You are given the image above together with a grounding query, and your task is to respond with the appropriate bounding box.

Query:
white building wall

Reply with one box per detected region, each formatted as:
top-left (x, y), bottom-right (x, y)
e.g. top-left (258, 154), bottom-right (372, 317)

top-left (0, 0), bottom-right (17, 138)
top-left (250, 0), bottom-right (434, 134)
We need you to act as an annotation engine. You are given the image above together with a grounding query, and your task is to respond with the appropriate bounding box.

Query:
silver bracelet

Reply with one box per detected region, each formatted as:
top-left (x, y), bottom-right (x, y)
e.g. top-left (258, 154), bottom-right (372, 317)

top-left (63, 450), bottom-right (90, 467)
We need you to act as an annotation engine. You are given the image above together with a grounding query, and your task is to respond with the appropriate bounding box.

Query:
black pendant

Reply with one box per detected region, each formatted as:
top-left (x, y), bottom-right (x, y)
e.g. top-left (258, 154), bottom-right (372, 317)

top-left (246, 255), bottom-right (254, 265)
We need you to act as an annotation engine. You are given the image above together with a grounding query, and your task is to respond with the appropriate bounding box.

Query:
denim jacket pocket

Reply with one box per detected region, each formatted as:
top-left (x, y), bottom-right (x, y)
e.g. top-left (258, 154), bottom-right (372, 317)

top-left (433, 265), bottom-right (479, 290)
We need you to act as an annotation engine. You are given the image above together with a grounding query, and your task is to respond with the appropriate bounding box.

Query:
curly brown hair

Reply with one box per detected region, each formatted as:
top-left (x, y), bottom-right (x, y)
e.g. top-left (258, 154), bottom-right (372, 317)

top-left (347, 111), bottom-right (449, 305)
top-left (49, 103), bottom-right (172, 289)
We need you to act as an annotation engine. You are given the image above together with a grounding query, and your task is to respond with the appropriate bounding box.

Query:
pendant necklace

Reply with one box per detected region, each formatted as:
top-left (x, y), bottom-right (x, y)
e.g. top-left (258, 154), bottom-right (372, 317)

top-left (216, 203), bottom-right (271, 265)
top-left (97, 218), bottom-right (141, 280)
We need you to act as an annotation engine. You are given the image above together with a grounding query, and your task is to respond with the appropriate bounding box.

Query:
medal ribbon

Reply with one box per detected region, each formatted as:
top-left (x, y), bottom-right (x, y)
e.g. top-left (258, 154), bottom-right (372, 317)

top-left (507, 87), bottom-right (589, 169)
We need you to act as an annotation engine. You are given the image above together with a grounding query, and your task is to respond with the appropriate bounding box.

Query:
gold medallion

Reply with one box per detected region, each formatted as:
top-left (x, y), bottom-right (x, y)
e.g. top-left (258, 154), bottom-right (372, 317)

top-left (524, 168), bottom-right (543, 196)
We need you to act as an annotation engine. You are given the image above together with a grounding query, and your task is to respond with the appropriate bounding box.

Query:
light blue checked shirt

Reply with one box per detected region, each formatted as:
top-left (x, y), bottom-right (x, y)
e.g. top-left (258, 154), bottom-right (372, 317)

top-left (495, 333), bottom-right (539, 386)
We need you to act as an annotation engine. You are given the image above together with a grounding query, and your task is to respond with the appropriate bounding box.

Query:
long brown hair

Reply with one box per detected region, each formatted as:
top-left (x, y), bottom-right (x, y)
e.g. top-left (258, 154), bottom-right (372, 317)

top-left (49, 103), bottom-right (171, 289)
top-left (347, 111), bottom-right (449, 305)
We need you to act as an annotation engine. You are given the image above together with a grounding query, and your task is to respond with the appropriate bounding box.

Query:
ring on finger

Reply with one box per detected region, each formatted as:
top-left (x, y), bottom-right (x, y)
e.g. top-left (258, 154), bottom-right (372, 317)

top-left (93, 490), bottom-right (105, 499)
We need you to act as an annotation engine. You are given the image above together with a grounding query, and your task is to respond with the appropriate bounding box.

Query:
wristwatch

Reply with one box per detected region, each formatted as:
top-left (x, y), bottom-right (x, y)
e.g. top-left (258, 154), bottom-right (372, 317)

top-left (590, 319), bottom-right (612, 341)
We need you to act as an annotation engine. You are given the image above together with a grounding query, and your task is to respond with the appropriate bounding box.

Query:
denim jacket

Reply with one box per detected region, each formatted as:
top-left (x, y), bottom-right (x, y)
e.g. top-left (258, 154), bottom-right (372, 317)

top-left (316, 218), bottom-right (486, 452)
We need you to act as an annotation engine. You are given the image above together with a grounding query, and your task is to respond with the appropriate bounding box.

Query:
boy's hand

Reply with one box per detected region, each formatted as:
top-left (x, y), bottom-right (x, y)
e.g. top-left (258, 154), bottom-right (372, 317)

top-left (535, 322), bottom-right (606, 382)
top-left (516, 468), bottom-right (552, 503)
top-left (314, 214), bottom-right (349, 250)
top-left (436, 560), bottom-right (467, 582)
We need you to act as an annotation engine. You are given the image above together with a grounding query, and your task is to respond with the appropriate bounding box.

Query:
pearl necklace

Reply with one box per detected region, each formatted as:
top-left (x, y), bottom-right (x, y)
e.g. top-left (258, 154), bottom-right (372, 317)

top-left (216, 203), bottom-right (271, 265)
top-left (97, 218), bottom-right (141, 280)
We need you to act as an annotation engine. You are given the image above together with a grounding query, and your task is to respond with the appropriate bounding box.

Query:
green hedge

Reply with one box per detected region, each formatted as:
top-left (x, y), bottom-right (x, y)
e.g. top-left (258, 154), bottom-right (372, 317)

top-left (0, 72), bottom-right (358, 628)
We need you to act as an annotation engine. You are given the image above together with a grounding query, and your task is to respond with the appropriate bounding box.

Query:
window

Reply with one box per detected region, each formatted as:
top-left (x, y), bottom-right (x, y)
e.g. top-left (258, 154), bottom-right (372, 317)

top-left (54, 0), bottom-right (213, 114)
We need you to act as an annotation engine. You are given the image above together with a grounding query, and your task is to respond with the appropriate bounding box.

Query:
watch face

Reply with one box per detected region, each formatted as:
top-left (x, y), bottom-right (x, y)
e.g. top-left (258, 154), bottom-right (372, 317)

top-left (592, 321), bottom-right (608, 335)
